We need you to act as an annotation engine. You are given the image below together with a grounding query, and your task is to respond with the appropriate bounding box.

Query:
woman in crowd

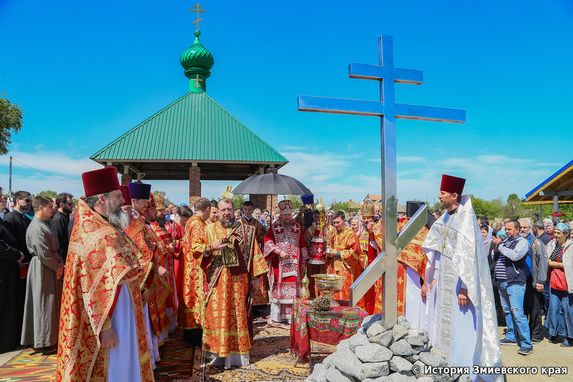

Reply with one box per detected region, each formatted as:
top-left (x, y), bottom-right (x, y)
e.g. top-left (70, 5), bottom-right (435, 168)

top-left (545, 223), bottom-right (573, 347)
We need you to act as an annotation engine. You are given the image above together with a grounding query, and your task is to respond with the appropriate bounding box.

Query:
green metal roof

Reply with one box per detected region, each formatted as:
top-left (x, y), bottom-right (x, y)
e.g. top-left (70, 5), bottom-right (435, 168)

top-left (91, 92), bottom-right (288, 164)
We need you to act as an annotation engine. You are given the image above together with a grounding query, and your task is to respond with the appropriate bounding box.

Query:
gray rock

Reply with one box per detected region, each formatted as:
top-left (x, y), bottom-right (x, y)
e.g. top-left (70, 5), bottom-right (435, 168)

top-left (337, 338), bottom-right (351, 352)
top-left (362, 361), bottom-right (390, 378)
top-left (331, 348), bottom-right (364, 380)
top-left (392, 324), bottom-right (409, 341)
top-left (324, 367), bottom-right (353, 382)
top-left (417, 377), bottom-right (434, 382)
top-left (323, 353), bottom-right (337, 368)
top-left (405, 335), bottom-right (426, 347)
top-left (404, 354), bottom-right (419, 363)
top-left (418, 351), bottom-right (445, 367)
top-left (410, 345), bottom-right (425, 355)
top-left (349, 331), bottom-right (370, 351)
top-left (389, 356), bottom-right (413, 373)
top-left (387, 374), bottom-right (416, 381)
top-left (355, 343), bottom-right (393, 363)
top-left (361, 314), bottom-right (383, 332)
top-left (363, 378), bottom-right (391, 382)
top-left (456, 375), bottom-right (472, 382)
top-left (390, 339), bottom-right (414, 356)
top-left (366, 320), bottom-right (387, 338)
top-left (307, 363), bottom-right (328, 382)
top-left (370, 330), bottom-right (394, 347)
top-left (397, 316), bottom-right (411, 330)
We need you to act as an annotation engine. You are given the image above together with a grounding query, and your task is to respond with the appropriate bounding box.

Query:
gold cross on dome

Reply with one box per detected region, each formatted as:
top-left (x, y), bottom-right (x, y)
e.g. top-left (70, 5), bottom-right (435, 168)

top-left (193, 74), bottom-right (204, 89)
top-left (190, 3), bottom-right (206, 31)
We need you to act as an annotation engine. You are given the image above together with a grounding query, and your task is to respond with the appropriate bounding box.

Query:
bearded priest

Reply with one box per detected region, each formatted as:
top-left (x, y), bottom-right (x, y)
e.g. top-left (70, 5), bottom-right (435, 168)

top-left (56, 167), bottom-right (153, 382)
top-left (423, 175), bottom-right (502, 381)
top-left (203, 198), bottom-right (268, 369)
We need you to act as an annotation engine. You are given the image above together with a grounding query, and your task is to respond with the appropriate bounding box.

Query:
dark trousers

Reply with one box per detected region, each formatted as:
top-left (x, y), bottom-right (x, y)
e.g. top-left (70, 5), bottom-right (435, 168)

top-left (524, 281), bottom-right (544, 340)
top-left (183, 328), bottom-right (203, 346)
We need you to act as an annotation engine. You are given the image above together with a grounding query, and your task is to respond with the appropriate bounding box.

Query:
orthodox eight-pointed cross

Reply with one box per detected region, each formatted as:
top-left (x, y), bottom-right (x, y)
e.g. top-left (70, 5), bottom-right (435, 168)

top-left (298, 35), bottom-right (465, 328)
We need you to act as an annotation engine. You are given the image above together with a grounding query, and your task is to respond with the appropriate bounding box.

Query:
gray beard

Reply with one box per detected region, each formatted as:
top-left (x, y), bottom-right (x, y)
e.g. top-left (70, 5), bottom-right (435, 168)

top-left (107, 206), bottom-right (130, 230)
top-left (220, 219), bottom-right (233, 228)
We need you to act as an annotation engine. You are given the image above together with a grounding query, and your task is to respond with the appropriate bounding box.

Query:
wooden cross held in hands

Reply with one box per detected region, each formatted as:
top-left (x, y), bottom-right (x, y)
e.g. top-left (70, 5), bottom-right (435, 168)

top-left (298, 35), bottom-right (466, 328)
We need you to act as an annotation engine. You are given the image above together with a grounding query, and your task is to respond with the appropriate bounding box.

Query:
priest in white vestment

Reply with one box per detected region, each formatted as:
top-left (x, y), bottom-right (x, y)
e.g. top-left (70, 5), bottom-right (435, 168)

top-left (423, 175), bottom-right (502, 382)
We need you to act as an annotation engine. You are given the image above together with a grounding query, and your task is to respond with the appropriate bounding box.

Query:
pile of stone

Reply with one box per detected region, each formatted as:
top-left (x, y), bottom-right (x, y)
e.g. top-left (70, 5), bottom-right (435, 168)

top-left (306, 315), bottom-right (470, 382)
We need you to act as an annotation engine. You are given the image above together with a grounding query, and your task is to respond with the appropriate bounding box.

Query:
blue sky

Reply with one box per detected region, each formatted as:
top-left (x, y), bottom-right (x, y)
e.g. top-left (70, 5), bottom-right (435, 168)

top-left (1, 0), bottom-right (572, 205)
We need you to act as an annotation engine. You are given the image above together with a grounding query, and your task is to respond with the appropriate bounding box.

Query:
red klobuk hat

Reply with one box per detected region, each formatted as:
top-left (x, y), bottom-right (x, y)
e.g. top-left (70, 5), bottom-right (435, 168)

top-left (440, 174), bottom-right (466, 195)
top-left (120, 185), bottom-right (132, 206)
top-left (82, 167), bottom-right (120, 197)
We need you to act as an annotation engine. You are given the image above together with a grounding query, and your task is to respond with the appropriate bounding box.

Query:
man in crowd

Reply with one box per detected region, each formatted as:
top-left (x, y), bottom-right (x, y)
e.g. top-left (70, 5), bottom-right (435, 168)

top-left (356, 199), bottom-right (383, 314)
top-left (50, 192), bottom-right (73, 263)
top-left (264, 200), bottom-right (308, 326)
top-left (148, 194), bottom-right (177, 333)
top-left (0, 186), bottom-right (25, 353)
top-left (170, 205), bottom-right (192, 307)
top-left (544, 219), bottom-right (555, 240)
top-left (179, 198), bottom-right (211, 346)
top-left (242, 200), bottom-right (269, 307)
top-left (492, 219), bottom-right (533, 355)
top-left (57, 167), bottom-right (153, 381)
top-left (125, 182), bottom-right (170, 368)
top-left (325, 211), bottom-right (361, 301)
top-left (21, 196), bottom-right (63, 353)
top-left (208, 200), bottom-right (219, 224)
top-left (423, 175), bottom-right (501, 380)
top-left (526, 221), bottom-right (549, 343)
top-left (4, 191), bottom-right (33, 261)
top-left (396, 201), bottom-right (431, 329)
top-left (3, 190), bottom-right (32, 351)
top-left (203, 198), bottom-right (268, 368)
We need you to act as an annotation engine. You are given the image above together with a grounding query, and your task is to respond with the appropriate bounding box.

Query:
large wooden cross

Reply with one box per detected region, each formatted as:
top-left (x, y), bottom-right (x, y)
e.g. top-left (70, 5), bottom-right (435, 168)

top-left (298, 35), bottom-right (466, 328)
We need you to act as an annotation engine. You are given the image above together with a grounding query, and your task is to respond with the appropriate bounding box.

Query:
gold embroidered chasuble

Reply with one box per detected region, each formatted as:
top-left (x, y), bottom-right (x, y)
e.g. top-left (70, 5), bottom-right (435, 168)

top-left (326, 226), bottom-right (362, 301)
top-left (178, 215), bottom-right (209, 329)
top-left (124, 215), bottom-right (171, 334)
top-left (202, 221), bottom-right (268, 357)
top-left (393, 219), bottom-right (429, 315)
top-left (56, 200), bottom-right (153, 382)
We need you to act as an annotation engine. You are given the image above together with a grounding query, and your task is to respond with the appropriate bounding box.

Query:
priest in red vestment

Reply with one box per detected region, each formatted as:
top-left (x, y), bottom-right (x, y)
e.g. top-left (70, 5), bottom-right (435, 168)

top-left (202, 198), bottom-right (268, 368)
top-left (56, 167), bottom-right (153, 382)
top-left (263, 200), bottom-right (308, 325)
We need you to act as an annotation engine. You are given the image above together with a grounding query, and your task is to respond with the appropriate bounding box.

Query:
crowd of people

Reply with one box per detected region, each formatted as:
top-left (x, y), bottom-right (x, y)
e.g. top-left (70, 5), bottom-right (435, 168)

top-left (0, 168), bottom-right (572, 382)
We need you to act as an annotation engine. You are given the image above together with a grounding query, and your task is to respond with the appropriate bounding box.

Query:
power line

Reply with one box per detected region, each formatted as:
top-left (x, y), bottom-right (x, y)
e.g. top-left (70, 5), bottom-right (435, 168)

top-left (6, 157), bottom-right (82, 186)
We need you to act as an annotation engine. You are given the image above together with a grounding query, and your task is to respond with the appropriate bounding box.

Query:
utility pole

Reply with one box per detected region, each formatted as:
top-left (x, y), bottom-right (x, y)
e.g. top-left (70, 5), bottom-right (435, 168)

top-left (9, 156), bottom-right (12, 196)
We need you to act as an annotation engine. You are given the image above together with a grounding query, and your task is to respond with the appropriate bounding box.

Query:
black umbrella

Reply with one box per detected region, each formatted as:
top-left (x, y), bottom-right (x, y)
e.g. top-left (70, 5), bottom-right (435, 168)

top-left (233, 173), bottom-right (312, 195)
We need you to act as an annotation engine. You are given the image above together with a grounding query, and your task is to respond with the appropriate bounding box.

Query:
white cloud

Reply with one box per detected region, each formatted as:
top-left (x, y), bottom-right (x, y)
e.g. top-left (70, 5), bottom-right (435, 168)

top-left (0, 149), bottom-right (559, 207)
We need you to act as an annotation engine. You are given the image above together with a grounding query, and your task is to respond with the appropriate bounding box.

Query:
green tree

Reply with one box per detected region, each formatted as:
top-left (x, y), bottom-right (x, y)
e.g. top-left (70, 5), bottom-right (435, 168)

top-left (152, 190), bottom-right (171, 207)
top-left (502, 193), bottom-right (524, 219)
top-left (37, 190), bottom-right (57, 199)
top-left (330, 201), bottom-right (350, 212)
top-left (0, 96), bottom-right (23, 154)
top-left (232, 194), bottom-right (245, 210)
top-left (285, 195), bottom-right (303, 210)
top-left (471, 196), bottom-right (503, 220)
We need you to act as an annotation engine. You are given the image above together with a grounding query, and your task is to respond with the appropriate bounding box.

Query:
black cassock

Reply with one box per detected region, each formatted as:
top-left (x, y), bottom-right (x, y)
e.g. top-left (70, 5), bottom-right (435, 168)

top-left (0, 221), bottom-right (25, 353)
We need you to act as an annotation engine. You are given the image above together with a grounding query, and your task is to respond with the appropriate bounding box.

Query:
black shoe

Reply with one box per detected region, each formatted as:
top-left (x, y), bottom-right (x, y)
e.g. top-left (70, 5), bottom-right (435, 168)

top-left (560, 339), bottom-right (573, 348)
top-left (532, 337), bottom-right (543, 343)
top-left (518, 347), bottom-right (533, 355)
top-left (549, 336), bottom-right (561, 344)
top-left (500, 338), bottom-right (517, 345)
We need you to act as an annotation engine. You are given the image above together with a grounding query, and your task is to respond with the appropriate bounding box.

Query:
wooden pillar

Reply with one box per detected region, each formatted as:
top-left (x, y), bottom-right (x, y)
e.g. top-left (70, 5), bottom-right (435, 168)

top-left (121, 164), bottom-right (132, 185)
top-left (189, 164), bottom-right (201, 198)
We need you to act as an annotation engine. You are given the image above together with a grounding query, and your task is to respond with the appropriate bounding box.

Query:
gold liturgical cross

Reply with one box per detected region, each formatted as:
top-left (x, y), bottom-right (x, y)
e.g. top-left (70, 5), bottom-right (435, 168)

top-left (190, 3), bottom-right (206, 31)
top-left (193, 74), bottom-right (203, 89)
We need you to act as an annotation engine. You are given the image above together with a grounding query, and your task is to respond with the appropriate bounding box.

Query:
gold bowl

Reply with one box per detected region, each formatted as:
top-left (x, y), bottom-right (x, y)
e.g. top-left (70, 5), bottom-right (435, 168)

top-left (312, 274), bottom-right (343, 295)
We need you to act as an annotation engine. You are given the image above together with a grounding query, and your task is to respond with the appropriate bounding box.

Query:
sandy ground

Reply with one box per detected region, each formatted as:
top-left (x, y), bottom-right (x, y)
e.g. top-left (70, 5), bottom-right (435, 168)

top-left (499, 328), bottom-right (571, 382)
